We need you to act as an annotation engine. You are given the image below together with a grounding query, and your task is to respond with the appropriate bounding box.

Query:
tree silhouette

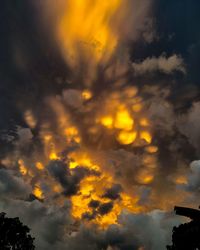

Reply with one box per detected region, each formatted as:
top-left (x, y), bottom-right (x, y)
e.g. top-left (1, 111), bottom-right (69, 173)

top-left (167, 206), bottom-right (200, 250)
top-left (0, 212), bottom-right (35, 250)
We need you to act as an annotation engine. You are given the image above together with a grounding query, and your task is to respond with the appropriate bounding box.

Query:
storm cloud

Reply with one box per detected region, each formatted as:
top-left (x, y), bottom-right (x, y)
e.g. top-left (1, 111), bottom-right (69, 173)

top-left (0, 0), bottom-right (200, 249)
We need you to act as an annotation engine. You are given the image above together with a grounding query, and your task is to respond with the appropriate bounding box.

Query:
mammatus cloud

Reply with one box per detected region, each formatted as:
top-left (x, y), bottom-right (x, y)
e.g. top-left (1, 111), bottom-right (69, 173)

top-left (132, 54), bottom-right (186, 75)
top-left (0, 1), bottom-right (200, 250)
top-left (1, 86), bottom-right (199, 249)
top-left (1, 86), bottom-right (198, 249)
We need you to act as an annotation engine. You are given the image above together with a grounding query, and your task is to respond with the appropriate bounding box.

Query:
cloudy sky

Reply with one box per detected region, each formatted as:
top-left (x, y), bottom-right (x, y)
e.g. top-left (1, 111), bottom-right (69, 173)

top-left (0, 1), bottom-right (200, 249)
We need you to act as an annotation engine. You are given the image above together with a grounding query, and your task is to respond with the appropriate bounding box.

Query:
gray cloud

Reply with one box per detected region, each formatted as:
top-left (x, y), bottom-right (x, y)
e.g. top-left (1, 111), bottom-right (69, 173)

top-left (185, 160), bottom-right (200, 192)
top-left (178, 102), bottom-right (200, 154)
top-left (0, 199), bottom-right (72, 250)
top-left (65, 210), bottom-right (184, 250)
top-left (132, 54), bottom-right (186, 75)
top-left (117, 210), bottom-right (184, 250)
top-left (0, 168), bottom-right (31, 199)
top-left (62, 89), bottom-right (83, 109)
top-left (15, 127), bottom-right (33, 147)
top-left (0, 168), bottom-right (185, 250)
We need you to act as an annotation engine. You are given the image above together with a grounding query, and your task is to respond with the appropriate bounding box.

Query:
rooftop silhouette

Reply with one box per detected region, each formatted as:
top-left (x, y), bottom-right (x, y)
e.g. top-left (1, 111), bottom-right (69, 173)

top-left (167, 206), bottom-right (200, 250)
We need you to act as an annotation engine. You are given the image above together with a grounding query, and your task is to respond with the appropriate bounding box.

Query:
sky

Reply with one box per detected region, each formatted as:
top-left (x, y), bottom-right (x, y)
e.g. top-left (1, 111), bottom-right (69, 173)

top-left (0, 0), bottom-right (200, 249)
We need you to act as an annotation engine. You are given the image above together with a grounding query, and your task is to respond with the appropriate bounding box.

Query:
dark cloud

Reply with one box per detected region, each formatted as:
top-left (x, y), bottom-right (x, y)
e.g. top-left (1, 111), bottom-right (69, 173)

top-left (89, 200), bottom-right (100, 209)
top-left (102, 184), bottom-right (122, 200)
top-left (98, 202), bottom-right (114, 216)
top-left (0, 0), bottom-right (69, 147)
top-left (82, 212), bottom-right (97, 221)
top-left (47, 160), bottom-right (87, 196)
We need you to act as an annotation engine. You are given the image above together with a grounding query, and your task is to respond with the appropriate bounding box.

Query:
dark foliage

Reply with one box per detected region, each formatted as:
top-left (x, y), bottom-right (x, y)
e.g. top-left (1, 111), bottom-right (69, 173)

top-left (0, 212), bottom-right (35, 250)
